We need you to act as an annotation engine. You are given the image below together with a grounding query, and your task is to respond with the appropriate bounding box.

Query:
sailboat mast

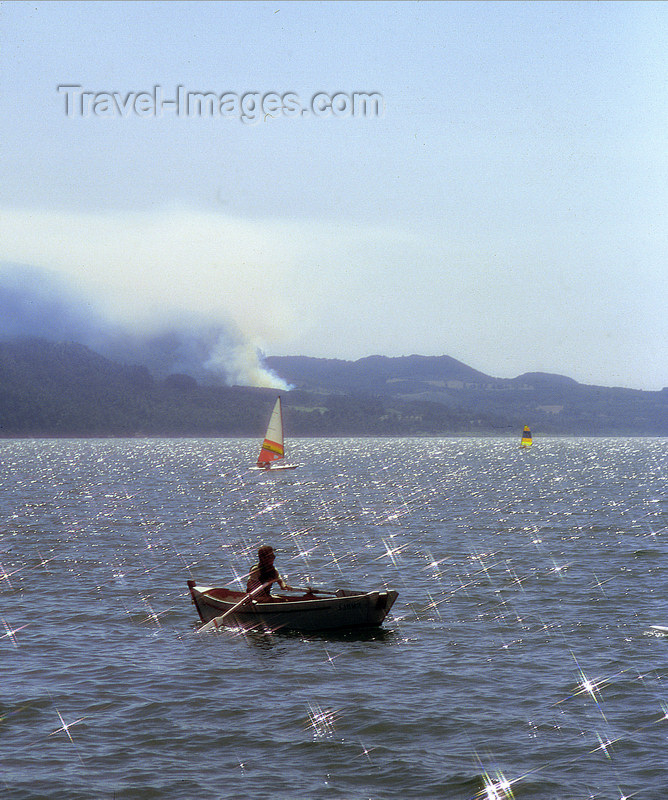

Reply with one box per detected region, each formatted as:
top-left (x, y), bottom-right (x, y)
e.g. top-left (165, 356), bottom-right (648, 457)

top-left (278, 396), bottom-right (285, 458)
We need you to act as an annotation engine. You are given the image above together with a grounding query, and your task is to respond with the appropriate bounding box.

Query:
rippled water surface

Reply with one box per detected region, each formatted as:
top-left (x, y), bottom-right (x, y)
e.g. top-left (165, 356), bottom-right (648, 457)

top-left (1, 437), bottom-right (667, 799)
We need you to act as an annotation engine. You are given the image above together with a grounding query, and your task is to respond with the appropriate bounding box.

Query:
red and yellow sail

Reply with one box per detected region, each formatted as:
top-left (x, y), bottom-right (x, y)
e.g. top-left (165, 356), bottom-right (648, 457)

top-left (257, 398), bottom-right (286, 466)
top-left (520, 425), bottom-right (532, 448)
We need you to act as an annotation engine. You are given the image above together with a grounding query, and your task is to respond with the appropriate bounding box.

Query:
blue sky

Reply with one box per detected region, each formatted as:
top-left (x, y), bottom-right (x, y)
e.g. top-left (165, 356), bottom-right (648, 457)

top-left (0, 1), bottom-right (666, 389)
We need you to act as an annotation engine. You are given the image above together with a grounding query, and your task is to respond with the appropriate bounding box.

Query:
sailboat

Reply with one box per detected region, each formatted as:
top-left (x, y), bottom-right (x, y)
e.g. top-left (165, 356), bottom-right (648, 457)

top-left (520, 425), bottom-right (532, 449)
top-left (252, 396), bottom-right (298, 471)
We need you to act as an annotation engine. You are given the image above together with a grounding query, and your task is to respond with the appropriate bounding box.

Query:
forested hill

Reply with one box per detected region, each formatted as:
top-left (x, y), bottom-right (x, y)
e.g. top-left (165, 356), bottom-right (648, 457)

top-left (0, 338), bottom-right (666, 437)
top-left (265, 354), bottom-right (668, 436)
top-left (263, 354), bottom-right (494, 395)
top-left (0, 338), bottom-right (274, 437)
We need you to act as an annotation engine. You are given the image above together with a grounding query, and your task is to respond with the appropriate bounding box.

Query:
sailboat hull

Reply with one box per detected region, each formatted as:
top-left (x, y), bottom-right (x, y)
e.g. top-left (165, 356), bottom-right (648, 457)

top-left (250, 463), bottom-right (298, 471)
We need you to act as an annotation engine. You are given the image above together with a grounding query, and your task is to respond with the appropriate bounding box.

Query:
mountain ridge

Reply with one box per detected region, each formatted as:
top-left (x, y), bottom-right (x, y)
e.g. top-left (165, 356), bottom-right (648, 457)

top-left (0, 337), bottom-right (665, 437)
top-left (265, 354), bottom-right (627, 392)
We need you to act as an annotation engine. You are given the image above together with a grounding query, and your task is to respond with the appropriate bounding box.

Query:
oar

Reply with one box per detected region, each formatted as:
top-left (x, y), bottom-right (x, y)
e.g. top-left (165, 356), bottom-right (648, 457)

top-left (198, 581), bottom-right (274, 633)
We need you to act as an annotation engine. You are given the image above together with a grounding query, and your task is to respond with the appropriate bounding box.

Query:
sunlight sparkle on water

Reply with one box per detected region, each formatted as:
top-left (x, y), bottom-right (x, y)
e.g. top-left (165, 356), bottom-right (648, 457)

top-left (37, 550), bottom-right (55, 572)
top-left (476, 769), bottom-right (516, 800)
top-left (287, 540), bottom-right (319, 571)
top-left (549, 559), bottom-right (569, 576)
top-left (1, 618), bottom-right (28, 647)
top-left (50, 708), bottom-right (85, 745)
top-left (591, 731), bottom-right (622, 760)
top-left (306, 702), bottom-right (338, 739)
top-left (376, 537), bottom-right (409, 567)
top-left (422, 549), bottom-right (448, 577)
top-left (321, 648), bottom-right (342, 669)
top-left (354, 740), bottom-right (376, 761)
top-left (425, 591), bottom-right (446, 617)
top-left (590, 572), bottom-right (614, 595)
top-left (0, 562), bottom-right (19, 589)
top-left (140, 597), bottom-right (164, 627)
top-left (321, 547), bottom-right (348, 577)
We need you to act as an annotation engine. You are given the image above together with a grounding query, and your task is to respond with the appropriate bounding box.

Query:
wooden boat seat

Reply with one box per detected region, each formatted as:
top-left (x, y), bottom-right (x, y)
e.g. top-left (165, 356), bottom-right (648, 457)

top-left (205, 587), bottom-right (238, 600)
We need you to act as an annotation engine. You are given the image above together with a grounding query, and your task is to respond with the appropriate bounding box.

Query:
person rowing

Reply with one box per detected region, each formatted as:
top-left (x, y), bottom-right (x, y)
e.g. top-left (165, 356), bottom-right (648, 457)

top-left (246, 545), bottom-right (293, 601)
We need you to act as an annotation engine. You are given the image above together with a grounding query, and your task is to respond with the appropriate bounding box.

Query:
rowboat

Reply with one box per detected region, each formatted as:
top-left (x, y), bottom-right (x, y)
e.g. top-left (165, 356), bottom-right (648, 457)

top-left (187, 580), bottom-right (398, 632)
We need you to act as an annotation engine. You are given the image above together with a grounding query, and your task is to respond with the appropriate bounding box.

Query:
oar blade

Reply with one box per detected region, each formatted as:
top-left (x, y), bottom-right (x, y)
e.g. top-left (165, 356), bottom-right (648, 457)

top-left (198, 616), bottom-right (222, 633)
top-left (195, 579), bottom-right (275, 633)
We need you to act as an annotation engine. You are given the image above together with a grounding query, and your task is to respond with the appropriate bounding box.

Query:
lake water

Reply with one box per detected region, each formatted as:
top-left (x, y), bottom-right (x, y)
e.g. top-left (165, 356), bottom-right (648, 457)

top-left (1, 437), bottom-right (666, 799)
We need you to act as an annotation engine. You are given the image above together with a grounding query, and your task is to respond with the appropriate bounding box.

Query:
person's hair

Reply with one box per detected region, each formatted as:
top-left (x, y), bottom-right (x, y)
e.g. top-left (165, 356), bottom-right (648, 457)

top-left (256, 545), bottom-right (277, 583)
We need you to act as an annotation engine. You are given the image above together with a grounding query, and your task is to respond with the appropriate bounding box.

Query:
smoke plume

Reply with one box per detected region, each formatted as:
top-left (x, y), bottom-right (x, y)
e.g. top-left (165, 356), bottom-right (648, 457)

top-left (0, 262), bottom-right (290, 389)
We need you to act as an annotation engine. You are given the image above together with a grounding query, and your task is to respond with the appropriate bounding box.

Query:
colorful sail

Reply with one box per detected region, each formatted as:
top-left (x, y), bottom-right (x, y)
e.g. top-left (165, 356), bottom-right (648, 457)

top-left (520, 425), bottom-right (532, 448)
top-left (257, 398), bottom-right (285, 466)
